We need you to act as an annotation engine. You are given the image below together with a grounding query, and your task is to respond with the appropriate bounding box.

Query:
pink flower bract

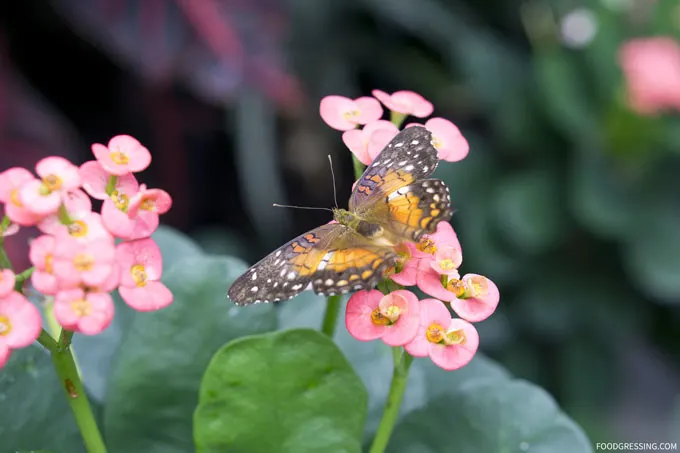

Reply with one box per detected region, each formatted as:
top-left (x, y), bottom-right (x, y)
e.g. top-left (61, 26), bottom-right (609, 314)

top-left (430, 245), bottom-right (463, 277)
top-left (342, 120), bottom-right (399, 165)
top-left (29, 234), bottom-right (59, 295)
top-left (54, 289), bottom-right (114, 335)
top-left (319, 95), bottom-right (383, 131)
top-left (428, 318), bottom-right (479, 371)
top-left (52, 212), bottom-right (114, 244)
top-left (53, 238), bottom-right (116, 289)
top-left (0, 291), bottom-right (42, 349)
top-left (421, 118), bottom-right (469, 162)
top-left (0, 269), bottom-right (16, 297)
top-left (35, 156), bottom-right (81, 194)
top-left (372, 90), bottom-right (434, 118)
top-left (0, 168), bottom-right (43, 226)
top-left (450, 274), bottom-right (500, 323)
top-left (91, 135), bottom-right (152, 176)
top-left (116, 238), bottom-right (172, 311)
top-left (38, 189), bottom-right (92, 235)
top-left (79, 160), bottom-right (139, 200)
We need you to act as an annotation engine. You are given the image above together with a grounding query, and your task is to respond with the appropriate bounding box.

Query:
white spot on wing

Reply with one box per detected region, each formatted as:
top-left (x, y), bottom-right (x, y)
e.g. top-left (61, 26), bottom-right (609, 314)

top-left (405, 164), bottom-right (414, 171)
top-left (251, 273), bottom-right (257, 281)
top-left (292, 283), bottom-right (303, 290)
top-left (325, 279), bottom-right (334, 286)
top-left (287, 272), bottom-right (296, 280)
top-left (395, 142), bottom-right (404, 148)
top-left (411, 140), bottom-right (419, 145)
top-left (251, 286), bottom-right (258, 292)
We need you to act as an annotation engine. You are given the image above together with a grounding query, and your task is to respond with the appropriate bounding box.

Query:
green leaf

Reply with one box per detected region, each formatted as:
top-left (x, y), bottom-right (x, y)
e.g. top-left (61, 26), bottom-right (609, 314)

top-left (389, 379), bottom-right (593, 453)
top-left (194, 328), bottom-right (367, 453)
top-left (104, 255), bottom-right (277, 453)
top-left (74, 225), bottom-right (204, 403)
top-left (0, 345), bottom-right (84, 453)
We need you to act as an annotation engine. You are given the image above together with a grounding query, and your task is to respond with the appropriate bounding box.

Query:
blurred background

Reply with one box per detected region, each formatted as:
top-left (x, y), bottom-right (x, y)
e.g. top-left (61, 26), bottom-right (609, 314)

top-left (1, 0), bottom-right (679, 446)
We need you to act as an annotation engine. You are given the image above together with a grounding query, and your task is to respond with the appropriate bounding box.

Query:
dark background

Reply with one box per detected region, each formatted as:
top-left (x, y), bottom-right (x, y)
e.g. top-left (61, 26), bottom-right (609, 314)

top-left (1, 0), bottom-right (679, 444)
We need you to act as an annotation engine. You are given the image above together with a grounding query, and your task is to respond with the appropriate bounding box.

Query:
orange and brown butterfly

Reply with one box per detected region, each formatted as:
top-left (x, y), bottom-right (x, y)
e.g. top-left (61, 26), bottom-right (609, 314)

top-left (228, 125), bottom-right (453, 305)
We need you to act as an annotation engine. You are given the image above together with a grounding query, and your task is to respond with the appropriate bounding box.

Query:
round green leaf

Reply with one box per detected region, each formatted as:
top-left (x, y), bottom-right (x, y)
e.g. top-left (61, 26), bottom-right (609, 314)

top-left (152, 224), bottom-right (205, 271)
top-left (0, 345), bottom-right (84, 452)
top-left (194, 328), bottom-right (367, 453)
top-left (104, 255), bottom-right (277, 453)
top-left (389, 379), bottom-right (592, 453)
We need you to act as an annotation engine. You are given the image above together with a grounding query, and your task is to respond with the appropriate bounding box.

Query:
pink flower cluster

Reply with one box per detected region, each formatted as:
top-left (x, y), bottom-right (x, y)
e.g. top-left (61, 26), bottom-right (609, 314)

top-left (319, 90), bottom-right (469, 165)
top-left (619, 36), bottom-right (680, 115)
top-left (320, 90), bottom-right (498, 371)
top-left (0, 135), bottom-right (173, 366)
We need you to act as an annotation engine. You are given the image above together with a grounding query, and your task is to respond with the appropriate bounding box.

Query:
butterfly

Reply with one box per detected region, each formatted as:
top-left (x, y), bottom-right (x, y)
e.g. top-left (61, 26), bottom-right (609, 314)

top-left (228, 125), bottom-right (453, 305)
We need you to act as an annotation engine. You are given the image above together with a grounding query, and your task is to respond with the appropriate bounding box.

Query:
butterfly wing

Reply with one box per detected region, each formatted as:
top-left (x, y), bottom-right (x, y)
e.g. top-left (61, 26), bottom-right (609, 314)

top-left (228, 223), bottom-right (398, 304)
top-left (349, 125), bottom-right (440, 211)
top-left (350, 125), bottom-right (452, 243)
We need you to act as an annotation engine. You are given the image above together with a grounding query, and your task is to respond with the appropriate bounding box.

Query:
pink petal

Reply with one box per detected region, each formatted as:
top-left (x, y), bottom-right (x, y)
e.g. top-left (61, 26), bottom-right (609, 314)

top-left (53, 289), bottom-right (85, 329)
top-left (0, 292), bottom-right (42, 348)
top-left (101, 198), bottom-right (135, 238)
top-left (417, 262), bottom-right (456, 302)
top-left (393, 91), bottom-right (434, 117)
top-left (31, 270), bottom-right (59, 295)
top-left (18, 180), bottom-right (61, 216)
top-left (428, 319), bottom-right (479, 371)
top-left (404, 325), bottom-right (430, 357)
top-left (109, 135), bottom-right (151, 173)
top-left (118, 281), bottom-right (173, 311)
top-left (404, 298), bottom-right (451, 357)
top-left (430, 245), bottom-right (463, 276)
top-left (450, 274), bottom-right (500, 323)
top-left (427, 221), bottom-right (462, 252)
top-left (35, 156), bottom-right (80, 192)
top-left (0, 343), bottom-right (10, 367)
top-left (80, 160), bottom-right (140, 200)
top-left (319, 96), bottom-right (359, 131)
top-left (342, 129), bottom-right (372, 165)
top-left (127, 188), bottom-right (172, 217)
top-left (367, 128), bottom-right (400, 161)
top-left (0, 168), bottom-right (34, 202)
top-left (77, 292), bottom-right (115, 335)
top-left (115, 238), bottom-right (163, 283)
top-left (29, 234), bottom-right (55, 270)
top-left (425, 117), bottom-right (469, 162)
top-left (345, 290), bottom-right (386, 341)
top-left (127, 211), bottom-right (160, 240)
top-left (353, 97), bottom-right (383, 124)
top-left (0, 269), bottom-right (16, 297)
top-left (381, 290), bottom-right (421, 346)
top-left (6, 202), bottom-right (42, 227)
top-left (38, 189), bottom-right (92, 234)
top-left (91, 263), bottom-right (120, 292)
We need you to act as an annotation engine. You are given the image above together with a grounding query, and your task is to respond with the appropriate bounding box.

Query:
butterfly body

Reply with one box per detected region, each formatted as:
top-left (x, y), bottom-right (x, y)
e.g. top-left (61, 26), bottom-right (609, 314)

top-left (228, 126), bottom-right (453, 306)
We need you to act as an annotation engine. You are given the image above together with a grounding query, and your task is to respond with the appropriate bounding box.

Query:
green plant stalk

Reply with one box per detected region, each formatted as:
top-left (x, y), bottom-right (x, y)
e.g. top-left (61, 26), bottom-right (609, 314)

top-left (50, 329), bottom-right (107, 453)
top-left (390, 111), bottom-right (407, 128)
top-left (0, 218), bottom-right (13, 269)
top-left (37, 328), bottom-right (58, 353)
top-left (369, 349), bottom-right (414, 453)
top-left (105, 175), bottom-right (118, 196)
top-left (14, 266), bottom-right (34, 291)
top-left (321, 294), bottom-right (343, 337)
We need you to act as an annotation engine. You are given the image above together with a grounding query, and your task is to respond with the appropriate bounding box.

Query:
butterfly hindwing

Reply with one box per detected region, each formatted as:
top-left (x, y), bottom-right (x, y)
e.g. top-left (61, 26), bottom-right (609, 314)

top-left (349, 125), bottom-right (439, 212)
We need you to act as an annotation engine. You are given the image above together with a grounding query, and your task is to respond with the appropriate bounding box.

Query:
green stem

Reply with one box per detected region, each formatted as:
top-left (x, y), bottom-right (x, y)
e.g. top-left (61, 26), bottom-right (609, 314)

top-left (352, 156), bottom-right (365, 180)
top-left (37, 328), bottom-right (58, 353)
top-left (50, 329), bottom-right (107, 453)
top-left (14, 266), bottom-right (34, 291)
top-left (58, 204), bottom-right (74, 225)
top-left (369, 349), bottom-right (414, 453)
top-left (0, 240), bottom-right (12, 270)
top-left (321, 294), bottom-right (342, 337)
top-left (390, 111), bottom-right (407, 128)
top-left (105, 175), bottom-right (118, 196)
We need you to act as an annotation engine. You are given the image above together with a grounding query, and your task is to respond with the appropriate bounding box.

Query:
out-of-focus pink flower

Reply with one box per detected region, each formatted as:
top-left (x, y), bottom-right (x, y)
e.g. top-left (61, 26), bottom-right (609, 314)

top-left (52, 238), bottom-right (116, 289)
top-left (79, 160), bottom-right (139, 200)
top-left (0, 291), bottom-right (43, 365)
top-left (35, 156), bottom-right (81, 194)
top-left (53, 289), bottom-right (114, 335)
top-left (342, 120), bottom-right (399, 165)
top-left (52, 212), bottom-right (114, 244)
top-left (91, 135), bottom-right (151, 175)
top-left (18, 179), bottom-right (61, 216)
top-left (29, 235), bottom-right (59, 295)
top-left (0, 269), bottom-right (15, 297)
top-left (102, 184), bottom-right (170, 240)
top-left (417, 118), bottom-right (469, 162)
top-left (345, 289), bottom-right (420, 346)
top-left (319, 96), bottom-right (383, 131)
top-left (619, 37), bottom-right (680, 115)
top-left (372, 90), bottom-right (434, 118)
top-left (116, 238), bottom-right (172, 311)
top-left (404, 298), bottom-right (479, 371)
top-left (449, 274), bottom-right (500, 323)
top-left (0, 168), bottom-right (43, 226)
top-left (37, 189), bottom-right (92, 235)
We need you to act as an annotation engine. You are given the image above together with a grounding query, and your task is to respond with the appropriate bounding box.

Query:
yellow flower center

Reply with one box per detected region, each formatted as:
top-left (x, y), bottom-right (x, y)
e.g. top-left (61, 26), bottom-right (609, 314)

top-left (71, 299), bottom-right (92, 317)
top-left (140, 198), bottom-right (155, 211)
top-left (110, 149), bottom-right (129, 165)
top-left (68, 220), bottom-right (88, 238)
top-left (445, 328), bottom-right (466, 345)
top-left (342, 109), bottom-right (360, 121)
top-left (111, 190), bottom-right (129, 211)
top-left (131, 264), bottom-right (148, 287)
top-left (446, 278), bottom-right (466, 297)
top-left (431, 135), bottom-right (442, 149)
top-left (0, 315), bottom-right (11, 336)
top-left (416, 238), bottom-right (436, 254)
top-left (45, 254), bottom-right (54, 274)
top-left (10, 188), bottom-right (23, 207)
top-left (73, 253), bottom-right (95, 271)
top-left (439, 259), bottom-right (456, 271)
top-left (382, 304), bottom-right (402, 323)
top-left (370, 308), bottom-right (390, 326)
top-left (43, 174), bottom-right (62, 191)
top-left (426, 323), bottom-right (445, 343)
top-left (468, 276), bottom-right (489, 297)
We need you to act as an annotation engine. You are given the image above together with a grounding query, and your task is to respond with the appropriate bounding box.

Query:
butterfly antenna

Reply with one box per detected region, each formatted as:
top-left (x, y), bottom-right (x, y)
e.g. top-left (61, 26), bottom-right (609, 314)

top-left (272, 203), bottom-right (333, 213)
top-left (328, 154), bottom-right (339, 208)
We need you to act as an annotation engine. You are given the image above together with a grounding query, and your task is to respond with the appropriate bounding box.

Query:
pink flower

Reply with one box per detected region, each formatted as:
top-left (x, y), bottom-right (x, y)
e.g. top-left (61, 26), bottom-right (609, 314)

top-left (102, 185), bottom-right (171, 240)
top-left (342, 120), bottom-right (400, 165)
top-left (390, 243), bottom-right (427, 286)
top-left (372, 90), bottom-right (434, 118)
top-left (35, 156), bottom-right (81, 194)
top-left (345, 289), bottom-right (420, 346)
top-left (91, 135), bottom-right (151, 176)
top-left (116, 238), bottom-right (172, 311)
top-left (18, 179), bottom-right (61, 216)
top-left (0, 269), bottom-right (15, 297)
top-left (619, 37), bottom-right (680, 115)
top-left (0, 168), bottom-right (43, 226)
top-left (0, 291), bottom-right (43, 363)
top-left (52, 212), bottom-right (114, 244)
top-left (319, 95), bottom-right (383, 131)
top-left (429, 246), bottom-right (463, 277)
top-left (52, 238), bottom-right (116, 289)
top-left (79, 160), bottom-right (139, 200)
top-left (404, 298), bottom-right (479, 371)
top-left (417, 262), bottom-right (458, 302)
top-left (29, 235), bottom-right (59, 295)
top-left (416, 118), bottom-right (469, 162)
top-left (449, 274), bottom-right (500, 323)
top-left (37, 189), bottom-right (92, 235)
top-left (53, 289), bottom-right (114, 335)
